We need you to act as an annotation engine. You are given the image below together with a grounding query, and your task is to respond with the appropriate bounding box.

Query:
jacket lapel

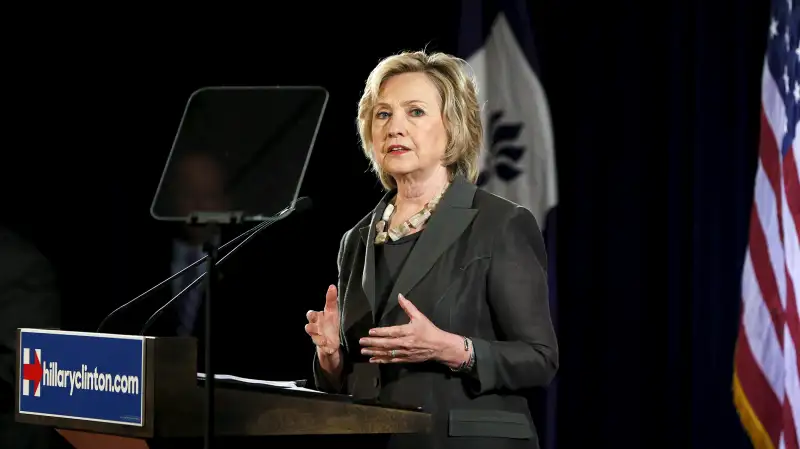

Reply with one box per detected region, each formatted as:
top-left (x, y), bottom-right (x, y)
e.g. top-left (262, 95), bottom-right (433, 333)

top-left (380, 176), bottom-right (478, 322)
top-left (359, 190), bottom-right (394, 322)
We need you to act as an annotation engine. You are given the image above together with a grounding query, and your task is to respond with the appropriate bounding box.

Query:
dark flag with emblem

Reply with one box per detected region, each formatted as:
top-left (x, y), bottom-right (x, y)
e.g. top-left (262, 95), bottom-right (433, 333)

top-left (458, 1), bottom-right (559, 448)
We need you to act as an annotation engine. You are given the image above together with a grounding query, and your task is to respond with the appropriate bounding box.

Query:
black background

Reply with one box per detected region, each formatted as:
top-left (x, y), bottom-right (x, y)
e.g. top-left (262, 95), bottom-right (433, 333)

top-left (1, 1), bottom-right (770, 447)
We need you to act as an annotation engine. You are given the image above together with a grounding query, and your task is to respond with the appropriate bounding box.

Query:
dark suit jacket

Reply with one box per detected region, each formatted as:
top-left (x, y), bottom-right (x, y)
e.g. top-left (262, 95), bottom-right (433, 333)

top-left (103, 229), bottom-right (212, 337)
top-left (313, 175), bottom-right (558, 449)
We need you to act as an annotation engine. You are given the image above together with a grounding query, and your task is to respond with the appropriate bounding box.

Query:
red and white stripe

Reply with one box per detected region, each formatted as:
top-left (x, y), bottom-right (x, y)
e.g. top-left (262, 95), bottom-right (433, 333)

top-left (734, 53), bottom-right (800, 449)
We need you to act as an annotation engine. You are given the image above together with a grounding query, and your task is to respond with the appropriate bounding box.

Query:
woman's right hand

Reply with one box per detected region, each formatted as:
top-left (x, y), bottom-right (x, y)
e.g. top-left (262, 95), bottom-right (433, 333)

top-left (305, 285), bottom-right (342, 362)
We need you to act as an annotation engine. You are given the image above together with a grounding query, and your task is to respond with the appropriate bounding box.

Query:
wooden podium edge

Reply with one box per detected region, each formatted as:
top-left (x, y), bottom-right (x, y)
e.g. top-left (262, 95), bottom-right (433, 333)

top-left (56, 429), bottom-right (149, 449)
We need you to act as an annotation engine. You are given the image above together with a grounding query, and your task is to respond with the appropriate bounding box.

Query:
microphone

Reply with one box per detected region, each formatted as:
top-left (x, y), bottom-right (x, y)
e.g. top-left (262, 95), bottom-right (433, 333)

top-left (137, 196), bottom-right (312, 335)
top-left (96, 197), bottom-right (312, 333)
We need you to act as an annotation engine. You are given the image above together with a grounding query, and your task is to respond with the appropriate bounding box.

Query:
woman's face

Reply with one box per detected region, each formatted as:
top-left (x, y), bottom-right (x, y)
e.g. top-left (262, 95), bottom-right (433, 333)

top-left (371, 72), bottom-right (448, 180)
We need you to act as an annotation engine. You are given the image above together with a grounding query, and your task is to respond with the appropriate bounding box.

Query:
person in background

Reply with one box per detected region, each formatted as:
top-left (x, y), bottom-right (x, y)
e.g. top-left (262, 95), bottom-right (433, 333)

top-left (0, 225), bottom-right (70, 449)
top-left (125, 150), bottom-right (227, 339)
top-left (162, 150), bottom-right (226, 338)
top-left (305, 50), bottom-right (558, 449)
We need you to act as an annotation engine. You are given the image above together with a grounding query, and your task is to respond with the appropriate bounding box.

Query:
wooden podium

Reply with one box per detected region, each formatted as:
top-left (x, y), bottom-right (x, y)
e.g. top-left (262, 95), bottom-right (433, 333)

top-left (15, 333), bottom-right (431, 449)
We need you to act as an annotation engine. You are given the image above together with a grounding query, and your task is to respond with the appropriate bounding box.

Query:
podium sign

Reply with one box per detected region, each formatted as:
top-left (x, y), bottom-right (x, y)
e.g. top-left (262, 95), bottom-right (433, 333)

top-left (14, 331), bottom-right (432, 443)
top-left (17, 329), bottom-right (145, 427)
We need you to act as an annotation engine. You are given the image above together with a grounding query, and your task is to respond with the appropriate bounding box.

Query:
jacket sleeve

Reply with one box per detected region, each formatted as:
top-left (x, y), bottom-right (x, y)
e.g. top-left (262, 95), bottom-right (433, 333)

top-left (467, 206), bottom-right (559, 395)
top-left (312, 229), bottom-right (353, 393)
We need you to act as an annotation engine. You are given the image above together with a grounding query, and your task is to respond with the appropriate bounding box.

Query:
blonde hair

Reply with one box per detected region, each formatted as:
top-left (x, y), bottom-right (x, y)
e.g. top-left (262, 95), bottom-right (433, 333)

top-left (357, 50), bottom-right (483, 190)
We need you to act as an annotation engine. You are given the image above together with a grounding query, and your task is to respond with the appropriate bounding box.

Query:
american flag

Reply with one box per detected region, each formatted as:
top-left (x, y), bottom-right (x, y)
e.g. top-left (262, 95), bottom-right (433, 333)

top-left (733, 1), bottom-right (800, 449)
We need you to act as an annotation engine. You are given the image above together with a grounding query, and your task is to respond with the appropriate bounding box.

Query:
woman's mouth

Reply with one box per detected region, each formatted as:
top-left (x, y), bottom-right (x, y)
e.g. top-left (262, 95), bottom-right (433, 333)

top-left (387, 145), bottom-right (411, 154)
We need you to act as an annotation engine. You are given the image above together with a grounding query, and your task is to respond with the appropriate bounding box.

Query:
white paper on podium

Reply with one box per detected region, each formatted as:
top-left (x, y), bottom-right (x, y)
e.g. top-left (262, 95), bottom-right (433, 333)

top-left (196, 373), bottom-right (326, 394)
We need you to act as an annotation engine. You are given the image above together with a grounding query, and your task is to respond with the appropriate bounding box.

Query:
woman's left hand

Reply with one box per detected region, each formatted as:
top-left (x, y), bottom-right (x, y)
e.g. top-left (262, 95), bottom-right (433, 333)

top-left (359, 294), bottom-right (465, 366)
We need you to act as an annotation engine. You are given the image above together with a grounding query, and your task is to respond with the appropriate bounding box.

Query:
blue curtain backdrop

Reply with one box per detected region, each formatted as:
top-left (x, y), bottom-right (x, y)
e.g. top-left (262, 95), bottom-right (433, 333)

top-left (529, 0), bottom-right (770, 447)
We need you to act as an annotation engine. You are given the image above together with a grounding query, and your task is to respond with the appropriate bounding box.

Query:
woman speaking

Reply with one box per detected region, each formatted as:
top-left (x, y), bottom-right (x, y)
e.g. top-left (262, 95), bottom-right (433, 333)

top-left (304, 50), bottom-right (558, 449)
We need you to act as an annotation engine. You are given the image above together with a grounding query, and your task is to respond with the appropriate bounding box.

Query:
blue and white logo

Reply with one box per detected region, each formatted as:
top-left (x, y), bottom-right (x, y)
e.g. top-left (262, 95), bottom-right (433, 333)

top-left (18, 329), bottom-right (146, 426)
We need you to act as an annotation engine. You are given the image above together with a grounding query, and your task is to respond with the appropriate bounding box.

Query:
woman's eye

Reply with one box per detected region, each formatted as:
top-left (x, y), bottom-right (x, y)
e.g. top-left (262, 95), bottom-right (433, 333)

top-left (376, 111), bottom-right (390, 119)
top-left (410, 108), bottom-right (425, 117)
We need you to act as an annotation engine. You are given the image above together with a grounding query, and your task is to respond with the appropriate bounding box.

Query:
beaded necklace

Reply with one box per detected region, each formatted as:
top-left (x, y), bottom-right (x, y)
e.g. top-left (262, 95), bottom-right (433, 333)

top-left (374, 183), bottom-right (450, 245)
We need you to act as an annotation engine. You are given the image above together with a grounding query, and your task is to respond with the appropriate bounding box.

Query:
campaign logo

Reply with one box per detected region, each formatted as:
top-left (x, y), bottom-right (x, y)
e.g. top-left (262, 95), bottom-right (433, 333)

top-left (20, 346), bottom-right (141, 398)
top-left (18, 329), bottom-right (145, 427)
top-left (21, 348), bottom-right (42, 397)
